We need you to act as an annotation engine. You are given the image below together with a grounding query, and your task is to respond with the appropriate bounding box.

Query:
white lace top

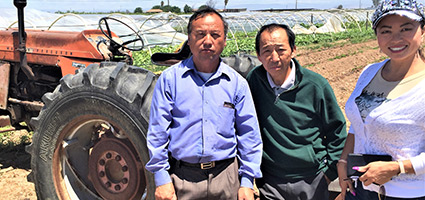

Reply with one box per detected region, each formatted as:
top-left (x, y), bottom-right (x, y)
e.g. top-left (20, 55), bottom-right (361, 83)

top-left (345, 59), bottom-right (425, 198)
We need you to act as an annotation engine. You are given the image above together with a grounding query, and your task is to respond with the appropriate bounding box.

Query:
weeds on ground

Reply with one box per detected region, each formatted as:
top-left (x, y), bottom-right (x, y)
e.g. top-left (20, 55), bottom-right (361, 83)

top-left (0, 124), bottom-right (32, 149)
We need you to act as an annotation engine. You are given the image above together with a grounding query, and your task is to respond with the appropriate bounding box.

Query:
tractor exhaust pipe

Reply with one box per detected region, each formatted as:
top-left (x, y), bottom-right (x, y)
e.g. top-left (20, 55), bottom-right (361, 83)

top-left (14, 0), bottom-right (35, 80)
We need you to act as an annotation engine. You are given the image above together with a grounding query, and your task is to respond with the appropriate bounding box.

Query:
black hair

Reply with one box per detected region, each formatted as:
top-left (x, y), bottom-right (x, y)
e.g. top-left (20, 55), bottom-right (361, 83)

top-left (419, 22), bottom-right (425, 60)
top-left (255, 23), bottom-right (296, 55)
top-left (187, 6), bottom-right (228, 36)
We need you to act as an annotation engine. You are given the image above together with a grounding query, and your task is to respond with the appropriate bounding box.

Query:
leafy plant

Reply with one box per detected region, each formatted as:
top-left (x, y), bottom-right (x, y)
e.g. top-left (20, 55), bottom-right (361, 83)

top-left (132, 21), bottom-right (376, 73)
top-left (0, 125), bottom-right (33, 148)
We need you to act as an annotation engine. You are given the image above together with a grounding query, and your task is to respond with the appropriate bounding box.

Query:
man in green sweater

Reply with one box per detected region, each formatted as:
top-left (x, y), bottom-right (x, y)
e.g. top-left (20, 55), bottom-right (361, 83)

top-left (246, 23), bottom-right (347, 199)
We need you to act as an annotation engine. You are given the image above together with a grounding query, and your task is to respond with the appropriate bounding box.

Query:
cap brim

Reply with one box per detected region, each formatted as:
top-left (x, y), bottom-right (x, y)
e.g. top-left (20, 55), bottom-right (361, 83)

top-left (373, 10), bottom-right (423, 29)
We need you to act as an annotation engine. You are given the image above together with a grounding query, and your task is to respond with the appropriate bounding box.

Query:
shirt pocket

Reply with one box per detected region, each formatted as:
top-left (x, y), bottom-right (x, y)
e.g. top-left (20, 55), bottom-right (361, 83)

top-left (217, 106), bottom-right (235, 137)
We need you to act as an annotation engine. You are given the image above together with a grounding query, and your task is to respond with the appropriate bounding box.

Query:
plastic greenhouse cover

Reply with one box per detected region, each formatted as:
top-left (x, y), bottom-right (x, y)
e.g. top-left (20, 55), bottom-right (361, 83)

top-left (1, 8), bottom-right (373, 48)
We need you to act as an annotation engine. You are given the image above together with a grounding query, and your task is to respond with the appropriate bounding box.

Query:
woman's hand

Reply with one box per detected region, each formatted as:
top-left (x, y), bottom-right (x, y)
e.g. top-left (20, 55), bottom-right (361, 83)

top-left (355, 161), bottom-right (399, 186)
top-left (337, 161), bottom-right (356, 198)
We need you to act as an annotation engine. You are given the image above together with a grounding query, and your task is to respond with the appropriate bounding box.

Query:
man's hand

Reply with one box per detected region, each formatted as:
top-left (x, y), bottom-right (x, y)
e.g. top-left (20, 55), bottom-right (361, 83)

top-left (324, 174), bottom-right (332, 185)
top-left (155, 182), bottom-right (177, 200)
top-left (238, 187), bottom-right (254, 200)
top-left (337, 161), bottom-right (355, 198)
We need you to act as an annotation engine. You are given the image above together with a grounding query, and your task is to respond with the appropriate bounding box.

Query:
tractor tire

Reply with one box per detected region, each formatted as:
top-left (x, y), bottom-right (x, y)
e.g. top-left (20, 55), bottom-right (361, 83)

top-left (222, 53), bottom-right (261, 78)
top-left (26, 62), bottom-right (157, 200)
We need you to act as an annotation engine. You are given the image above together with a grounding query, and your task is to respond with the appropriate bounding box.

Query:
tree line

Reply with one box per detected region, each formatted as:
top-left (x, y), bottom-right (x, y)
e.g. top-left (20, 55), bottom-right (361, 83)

top-left (133, 0), bottom-right (222, 14)
top-left (132, 0), bottom-right (382, 14)
top-left (134, 3), bottom-right (204, 14)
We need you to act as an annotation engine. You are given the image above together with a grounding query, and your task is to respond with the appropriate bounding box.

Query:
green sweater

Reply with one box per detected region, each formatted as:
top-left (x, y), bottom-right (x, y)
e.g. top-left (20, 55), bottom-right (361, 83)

top-left (246, 59), bottom-right (346, 180)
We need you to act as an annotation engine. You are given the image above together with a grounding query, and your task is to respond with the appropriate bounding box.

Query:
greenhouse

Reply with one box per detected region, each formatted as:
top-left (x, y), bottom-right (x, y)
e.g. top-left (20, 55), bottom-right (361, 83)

top-left (1, 8), bottom-right (374, 54)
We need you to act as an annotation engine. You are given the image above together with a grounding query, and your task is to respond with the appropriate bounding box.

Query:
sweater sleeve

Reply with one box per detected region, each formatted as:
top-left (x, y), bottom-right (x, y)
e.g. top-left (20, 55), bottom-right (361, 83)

top-left (320, 82), bottom-right (347, 180)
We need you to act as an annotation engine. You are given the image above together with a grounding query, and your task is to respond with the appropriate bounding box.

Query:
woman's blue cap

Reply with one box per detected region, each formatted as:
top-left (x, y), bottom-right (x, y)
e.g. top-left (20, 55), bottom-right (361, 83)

top-left (372, 0), bottom-right (425, 29)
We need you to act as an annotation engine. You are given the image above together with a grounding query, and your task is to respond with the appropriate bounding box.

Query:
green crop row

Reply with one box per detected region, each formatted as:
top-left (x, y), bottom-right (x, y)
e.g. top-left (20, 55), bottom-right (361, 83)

top-left (132, 22), bottom-right (376, 72)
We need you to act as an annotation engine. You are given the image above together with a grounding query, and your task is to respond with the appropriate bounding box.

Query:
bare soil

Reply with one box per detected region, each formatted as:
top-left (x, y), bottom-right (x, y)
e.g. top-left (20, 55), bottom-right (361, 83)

top-left (0, 39), bottom-right (384, 200)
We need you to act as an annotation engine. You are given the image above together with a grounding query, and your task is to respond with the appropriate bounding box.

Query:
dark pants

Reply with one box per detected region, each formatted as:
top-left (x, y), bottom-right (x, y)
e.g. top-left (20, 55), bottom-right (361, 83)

top-left (257, 171), bottom-right (329, 200)
top-left (345, 182), bottom-right (425, 200)
top-left (169, 157), bottom-right (240, 200)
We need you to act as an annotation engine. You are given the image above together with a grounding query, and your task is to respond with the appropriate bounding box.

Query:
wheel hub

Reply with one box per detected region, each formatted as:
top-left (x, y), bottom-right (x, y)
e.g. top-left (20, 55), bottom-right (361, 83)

top-left (97, 150), bottom-right (130, 192)
top-left (88, 134), bottom-right (143, 199)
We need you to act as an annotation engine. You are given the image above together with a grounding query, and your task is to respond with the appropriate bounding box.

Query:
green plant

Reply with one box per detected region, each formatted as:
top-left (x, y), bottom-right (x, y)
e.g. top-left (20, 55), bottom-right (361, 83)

top-left (132, 21), bottom-right (376, 73)
top-left (132, 44), bottom-right (181, 72)
top-left (0, 126), bottom-right (33, 148)
top-left (329, 54), bottom-right (348, 61)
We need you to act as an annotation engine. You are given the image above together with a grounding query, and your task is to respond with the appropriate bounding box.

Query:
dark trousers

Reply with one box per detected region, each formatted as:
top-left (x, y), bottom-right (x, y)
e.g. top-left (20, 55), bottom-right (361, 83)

top-left (345, 182), bottom-right (425, 200)
top-left (257, 171), bottom-right (329, 200)
top-left (169, 157), bottom-right (240, 200)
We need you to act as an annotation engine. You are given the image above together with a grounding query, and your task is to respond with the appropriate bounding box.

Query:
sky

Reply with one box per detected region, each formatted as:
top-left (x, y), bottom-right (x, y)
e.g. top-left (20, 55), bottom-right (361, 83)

top-left (1, 0), bottom-right (425, 12)
top-left (0, 0), bottom-right (379, 13)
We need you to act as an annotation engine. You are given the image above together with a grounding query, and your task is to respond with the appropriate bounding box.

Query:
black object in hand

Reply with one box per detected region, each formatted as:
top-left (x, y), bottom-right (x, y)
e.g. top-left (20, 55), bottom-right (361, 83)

top-left (347, 153), bottom-right (392, 177)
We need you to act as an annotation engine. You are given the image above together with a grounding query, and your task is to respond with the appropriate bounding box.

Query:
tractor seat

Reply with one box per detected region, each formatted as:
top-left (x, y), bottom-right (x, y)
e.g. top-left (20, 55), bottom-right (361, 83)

top-left (151, 40), bottom-right (192, 66)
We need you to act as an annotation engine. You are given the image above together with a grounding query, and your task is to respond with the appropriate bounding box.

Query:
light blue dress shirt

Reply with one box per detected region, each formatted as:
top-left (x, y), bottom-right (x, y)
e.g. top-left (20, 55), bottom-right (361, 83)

top-left (146, 57), bottom-right (263, 189)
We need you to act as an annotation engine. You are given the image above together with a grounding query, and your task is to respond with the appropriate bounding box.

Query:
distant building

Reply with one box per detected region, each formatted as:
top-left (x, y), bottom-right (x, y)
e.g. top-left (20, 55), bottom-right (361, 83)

top-left (218, 8), bottom-right (247, 12)
top-left (146, 9), bottom-right (163, 13)
top-left (253, 8), bottom-right (314, 12)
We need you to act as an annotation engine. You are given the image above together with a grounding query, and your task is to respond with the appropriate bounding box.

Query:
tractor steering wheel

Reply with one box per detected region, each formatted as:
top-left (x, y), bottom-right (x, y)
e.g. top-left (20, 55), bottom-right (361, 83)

top-left (99, 17), bottom-right (144, 51)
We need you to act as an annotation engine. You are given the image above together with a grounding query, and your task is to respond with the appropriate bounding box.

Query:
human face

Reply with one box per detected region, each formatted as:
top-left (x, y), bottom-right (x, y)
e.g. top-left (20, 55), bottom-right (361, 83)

top-left (257, 28), bottom-right (296, 80)
top-left (188, 14), bottom-right (226, 66)
top-left (376, 15), bottom-right (425, 62)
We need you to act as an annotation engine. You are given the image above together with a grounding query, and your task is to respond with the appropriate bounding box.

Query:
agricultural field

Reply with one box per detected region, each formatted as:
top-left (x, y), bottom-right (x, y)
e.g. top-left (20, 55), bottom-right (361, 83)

top-left (0, 24), bottom-right (386, 199)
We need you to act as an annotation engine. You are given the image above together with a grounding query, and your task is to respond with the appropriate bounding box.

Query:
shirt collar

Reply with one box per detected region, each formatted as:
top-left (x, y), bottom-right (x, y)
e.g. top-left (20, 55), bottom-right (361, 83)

top-left (182, 56), bottom-right (231, 80)
top-left (267, 59), bottom-right (296, 90)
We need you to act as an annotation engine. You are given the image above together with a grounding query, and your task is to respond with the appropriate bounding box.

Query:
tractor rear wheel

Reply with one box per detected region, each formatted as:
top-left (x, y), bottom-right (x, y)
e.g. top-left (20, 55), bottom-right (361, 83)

top-left (26, 62), bottom-right (156, 200)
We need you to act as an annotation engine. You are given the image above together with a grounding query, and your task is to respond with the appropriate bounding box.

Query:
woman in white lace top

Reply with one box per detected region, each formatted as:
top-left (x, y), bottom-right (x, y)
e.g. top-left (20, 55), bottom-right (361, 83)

top-left (337, 0), bottom-right (425, 199)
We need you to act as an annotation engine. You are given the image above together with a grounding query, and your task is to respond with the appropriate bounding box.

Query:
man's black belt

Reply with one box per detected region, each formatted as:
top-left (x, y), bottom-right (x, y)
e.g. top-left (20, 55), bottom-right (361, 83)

top-left (174, 157), bottom-right (234, 170)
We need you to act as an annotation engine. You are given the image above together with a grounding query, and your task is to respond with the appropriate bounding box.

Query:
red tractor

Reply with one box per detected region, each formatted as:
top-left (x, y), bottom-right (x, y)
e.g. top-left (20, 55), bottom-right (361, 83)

top-left (1, 0), bottom-right (157, 199)
top-left (0, 1), bottom-right (260, 199)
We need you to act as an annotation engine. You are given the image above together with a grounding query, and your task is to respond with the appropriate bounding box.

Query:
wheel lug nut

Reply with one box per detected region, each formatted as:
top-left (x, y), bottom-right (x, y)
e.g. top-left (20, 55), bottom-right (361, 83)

top-left (106, 153), bottom-right (112, 159)
top-left (106, 182), bottom-right (111, 187)
top-left (122, 178), bottom-right (128, 184)
top-left (99, 159), bottom-right (105, 166)
top-left (115, 155), bottom-right (121, 161)
top-left (122, 166), bottom-right (128, 172)
top-left (99, 171), bottom-right (105, 177)
top-left (115, 185), bottom-right (121, 191)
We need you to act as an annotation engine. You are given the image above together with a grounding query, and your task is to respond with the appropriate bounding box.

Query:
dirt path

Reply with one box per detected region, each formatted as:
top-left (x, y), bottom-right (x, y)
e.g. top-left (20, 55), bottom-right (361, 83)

top-left (0, 39), bottom-right (385, 199)
top-left (297, 40), bottom-right (384, 108)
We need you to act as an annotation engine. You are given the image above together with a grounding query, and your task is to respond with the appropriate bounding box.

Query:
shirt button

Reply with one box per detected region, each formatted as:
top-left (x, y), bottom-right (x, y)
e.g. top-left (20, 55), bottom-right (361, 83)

top-left (206, 101), bottom-right (208, 104)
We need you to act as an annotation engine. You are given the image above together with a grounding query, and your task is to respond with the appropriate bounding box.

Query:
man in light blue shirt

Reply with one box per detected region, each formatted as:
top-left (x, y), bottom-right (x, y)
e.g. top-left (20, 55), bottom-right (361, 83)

top-left (145, 7), bottom-right (262, 200)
